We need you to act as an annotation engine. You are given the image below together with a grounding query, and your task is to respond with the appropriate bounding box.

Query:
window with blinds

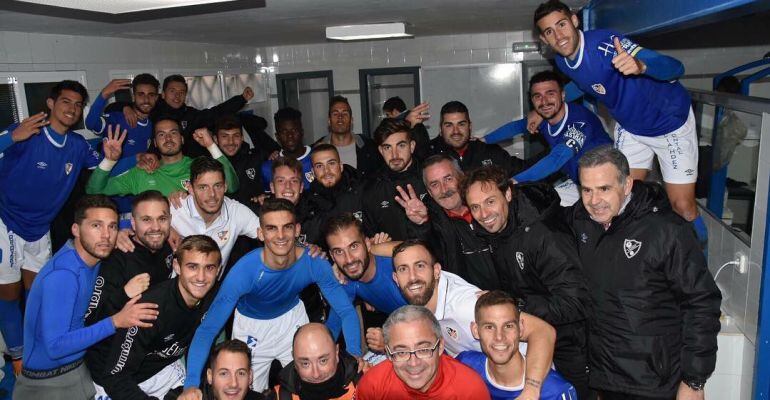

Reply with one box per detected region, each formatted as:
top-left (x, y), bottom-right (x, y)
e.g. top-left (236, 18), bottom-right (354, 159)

top-left (0, 83), bottom-right (19, 130)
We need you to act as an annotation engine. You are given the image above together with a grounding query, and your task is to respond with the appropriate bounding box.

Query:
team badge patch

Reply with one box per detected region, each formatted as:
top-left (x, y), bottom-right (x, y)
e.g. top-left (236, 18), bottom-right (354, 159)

top-left (592, 84), bottom-right (606, 95)
top-left (515, 252), bottom-right (525, 270)
top-left (420, 193), bottom-right (427, 201)
top-left (297, 234), bottom-right (307, 246)
top-left (64, 162), bottom-right (73, 175)
top-left (353, 211), bottom-right (363, 222)
top-left (580, 233), bottom-right (588, 243)
top-left (623, 239), bottom-right (642, 259)
top-left (246, 336), bottom-right (259, 350)
top-left (217, 230), bottom-right (230, 242)
top-left (305, 170), bottom-right (315, 182)
top-left (482, 159), bottom-right (493, 166)
top-left (446, 327), bottom-right (458, 341)
top-left (181, 120), bottom-right (188, 130)
top-left (181, 179), bottom-right (190, 188)
top-left (246, 168), bottom-right (256, 180)
top-left (165, 254), bottom-right (174, 275)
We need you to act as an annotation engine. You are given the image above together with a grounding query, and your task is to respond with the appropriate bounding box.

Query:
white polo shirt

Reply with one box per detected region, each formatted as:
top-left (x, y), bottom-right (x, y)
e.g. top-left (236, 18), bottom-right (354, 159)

top-left (435, 271), bottom-right (527, 357)
top-left (171, 196), bottom-right (260, 268)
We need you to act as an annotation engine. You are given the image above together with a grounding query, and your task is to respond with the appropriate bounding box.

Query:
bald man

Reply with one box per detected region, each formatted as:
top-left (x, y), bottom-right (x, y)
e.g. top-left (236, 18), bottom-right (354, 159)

top-left (269, 323), bottom-right (362, 400)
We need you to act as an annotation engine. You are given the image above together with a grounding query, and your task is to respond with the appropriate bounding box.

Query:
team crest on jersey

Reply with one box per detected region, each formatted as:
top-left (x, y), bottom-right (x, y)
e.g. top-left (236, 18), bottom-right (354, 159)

top-left (591, 84), bottom-right (606, 95)
top-left (297, 233), bottom-right (307, 246)
top-left (64, 162), bottom-right (73, 175)
top-left (305, 171), bottom-right (315, 182)
top-left (420, 193), bottom-right (427, 201)
top-left (165, 253), bottom-right (174, 274)
top-left (181, 179), bottom-right (190, 188)
top-left (623, 239), bottom-right (642, 259)
top-left (246, 168), bottom-right (256, 180)
top-left (217, 230), bottom-right (230, 242)
top-left (353, 211), bottom-right (363, 222)
top-left (246, 336), bottom-right (259, 349)
top-left (446, 327), bottom-right (458, 341)
top-left (181, 120), bottom-right (188, 130)
top-left (580, 233), bottom-right (588, 243)
top-left (515, 252), bottom-right (525, 270)
top-left (481, 159), bottom-right (493, 166)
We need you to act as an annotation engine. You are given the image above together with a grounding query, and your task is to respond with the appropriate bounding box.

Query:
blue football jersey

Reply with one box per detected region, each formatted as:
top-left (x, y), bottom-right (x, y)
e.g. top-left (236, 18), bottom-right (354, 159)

top-left (261, 146), bottom-right (314, 192)
top-left (555, 30), bottom-right (690, 137)
top-left (457, 351), bottom-right (577, 400)
top-left (0, 125), bottom-right (101, 241)
top-left (538, 102), bottom-right (613, 182)
top-left (85, 95), bottom-right (152, 176)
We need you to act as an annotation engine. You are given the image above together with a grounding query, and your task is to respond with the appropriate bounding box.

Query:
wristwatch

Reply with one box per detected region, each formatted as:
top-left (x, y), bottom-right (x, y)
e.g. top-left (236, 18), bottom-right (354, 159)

top-left (683, 377), bottom-right (706, 391)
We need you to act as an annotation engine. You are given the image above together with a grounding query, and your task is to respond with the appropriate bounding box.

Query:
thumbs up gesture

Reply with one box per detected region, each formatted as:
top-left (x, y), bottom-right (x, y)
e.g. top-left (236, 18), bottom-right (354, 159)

top-left (611, 37), bottom-right (646, 76)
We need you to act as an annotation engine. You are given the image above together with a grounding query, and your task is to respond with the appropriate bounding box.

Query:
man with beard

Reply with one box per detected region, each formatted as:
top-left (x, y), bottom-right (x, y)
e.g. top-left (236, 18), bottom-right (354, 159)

top-left (178, 198), bottom-right (362, 397)
top-left (397, 154), bottom-right (498, 290)
top-left (483, 71), bottom-right (612, 206)
top-left (109, 74), bottom-right (253, 158)
top-left (361, 118), bottom-right (427, 240)
top-left (87, 235), bottom-right (221, 400)
top-left (457, 291), bottom-right (577, 400)
top-left (534, 0), bottom-right (706, 241)
top-left (86, 119), bottom-right (239, 197)
top-left (203, 340), bottom-right (265, 400)
top-left (13, 195), bottom-right (158, 399)
top-left (261, 107), bottom-right (315, 191)
top-left (389, 240), bottom-right (557, 400)
top-left (314, 96), bottom-right (382, 178)
top-left (301, 144), bottom-right (364, 247)
top-left (0, 80), bottom-right (102, 372)
top-left (269, 323), bottom-right (362, 400)
top-left (427, 101), bottom-right (521, 176)
top-left (462, 166), bottom-right (591, 398)
top-left (323, 214), bottom-right (406, 348)
top-left (382, 96), bottom-right (430, 162)
top-left (84, 190), bottom-right (174, 326)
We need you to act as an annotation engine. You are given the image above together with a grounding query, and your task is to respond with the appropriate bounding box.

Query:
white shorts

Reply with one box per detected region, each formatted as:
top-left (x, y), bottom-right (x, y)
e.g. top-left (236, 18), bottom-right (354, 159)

top-left (614, 108), bottom-right (698, 184)
top-left (554, 179), bottom-right (580, 206)
top-left (93, 359), bottom-right (185, 400)
top-left (0, 218), bottom-right (51, 284)
top-left (231, 302), bottom-right (309, 391)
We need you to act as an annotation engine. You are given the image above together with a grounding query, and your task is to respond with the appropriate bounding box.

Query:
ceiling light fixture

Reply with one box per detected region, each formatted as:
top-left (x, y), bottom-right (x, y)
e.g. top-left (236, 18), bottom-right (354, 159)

top-left (326, 22), bottom-right (412, 41)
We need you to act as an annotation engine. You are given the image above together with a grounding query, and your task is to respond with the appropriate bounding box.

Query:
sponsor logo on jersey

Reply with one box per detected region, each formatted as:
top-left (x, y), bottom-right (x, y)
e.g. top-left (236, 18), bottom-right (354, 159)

top-left (446, 327), bottom-right (458, 341)
top-left (305, 170), bottom-right (315, 183)
top-left (217, 230), bottom-right (230, 243)
top-left (36, 161), bottom-right (48, 169)
top-left (164, 334), bottom-right (175, 342)
top-left (111, 326), bottom-right (139, 374)
top-left (515, 252), bottom-right (525, 270)
top-left (84, 276), bottom-right (104, 319)
top-left (127, 139), bottom-right (136, 146)
top-left (623, 239), bottom-right (642, 259)
top-left (564, 123), bottom-right (587, 149)
top-left (148, 179), bottom-right (157, 186)
top-left (380, 200), bottom-right (390, 208)
top-left (64, 162), bottom-right (73, 175)
top-left (685, 168), bottom-right (695, 176)
top-left (482, 159), bottom-right (493, 166)
top-left (591, 84), bottom-right (606, 95)
top-left (246, 168), bottom-right (256, 180)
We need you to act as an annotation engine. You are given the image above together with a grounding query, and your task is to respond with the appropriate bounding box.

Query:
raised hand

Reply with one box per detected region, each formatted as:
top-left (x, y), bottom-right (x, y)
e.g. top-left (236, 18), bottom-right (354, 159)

top-left (242, 86), bottom-right (254, 102)
top-left (192, 127), bottom-right (214, 148)
top-left (116, 228), bottom-right (136, 252)
top-left (394, 184), bottom-right (428, 225)
top-left (136, 152), bottom-right (160, 174)
top-left (124, 273), bottom-right (150, 298)
top-left (112, 294), bottom-right (158, 329)
top-left (177, 388), bottom-right (203, 400)
top-left (612, 37), bottom-right (645, 76)
top-left (167, 190), bottom-right (189, 209)
top-left (365, 327), bottom-right (386, 352)
top-left (103, 124), bottom-right (127, 161)
top-left (11, 112), bottom-right (49, 142)
top-left (122, 105), bottom-right (138, 128)
top-left (526, 110), bottom-right (543, 134)
top-left (405, 102), bottom-right (431, 128)
top-left (370, 232), bottom-right (392, 245)
top-left (101, 79), bottom-right (131, 99)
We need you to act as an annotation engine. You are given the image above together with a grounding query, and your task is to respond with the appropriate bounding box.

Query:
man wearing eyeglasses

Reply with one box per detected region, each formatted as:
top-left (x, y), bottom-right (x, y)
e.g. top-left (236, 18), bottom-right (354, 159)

top-left (356, 305), bottom-right (490, 399)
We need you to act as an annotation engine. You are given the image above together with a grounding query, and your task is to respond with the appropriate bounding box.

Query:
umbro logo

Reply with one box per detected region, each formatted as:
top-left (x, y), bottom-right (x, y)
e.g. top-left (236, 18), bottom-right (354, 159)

top-left (36, 161), bottom-right (48, 169)
top-left (127, 139), bottom-right (136, 146)
top-left (381, 201), bottom-right (390, 208)
top-left (163, 334), bottom-right (175, 342)
top-left (685, 169), bottom-right (695, 176)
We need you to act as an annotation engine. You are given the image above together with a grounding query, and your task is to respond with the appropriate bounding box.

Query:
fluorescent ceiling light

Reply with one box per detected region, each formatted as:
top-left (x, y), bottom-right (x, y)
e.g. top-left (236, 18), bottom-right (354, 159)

top-left (14, 0), bottom-right (236, 14)
top-left (326, 23), bottom-right (412, 41)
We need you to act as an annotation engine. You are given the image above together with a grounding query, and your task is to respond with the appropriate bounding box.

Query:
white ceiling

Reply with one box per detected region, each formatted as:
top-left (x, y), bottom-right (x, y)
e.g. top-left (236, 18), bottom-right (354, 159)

top-left (0, 0), bottom-right (588, 47)
top-left (16, 0), bottom-right (238, 14)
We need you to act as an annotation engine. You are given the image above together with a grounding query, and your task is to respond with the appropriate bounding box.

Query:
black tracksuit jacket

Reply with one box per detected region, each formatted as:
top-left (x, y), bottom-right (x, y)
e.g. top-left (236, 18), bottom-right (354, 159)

top-left (565, 181), bottom-right (721, 397)
top-left (301, 165), bottom-right (364, 248)
top-left (427, 136), bottom-right (523, 176)
top-left (361, 162), bottom-right (427, 240)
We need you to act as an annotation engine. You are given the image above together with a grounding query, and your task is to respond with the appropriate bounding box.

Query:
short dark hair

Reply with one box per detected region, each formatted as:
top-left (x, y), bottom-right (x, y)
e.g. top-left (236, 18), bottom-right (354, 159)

top-left (534, 0), bottom-right (573, 29)
top-left (152, 116), bottom-right (181, 138)
top-left (383, 96), bottom-right (407, 113)
top-left (716, 76), bottom-right (741, 94)
top-left (74, 194), bottom-right (117, 225)
top-left (131, 190), bottom-right (169, 216)
top-left (461, 166), bottom-right (511, 202)
top-left (190, 156), bottom-right (225, 185)
top-left (208, 339), bottom-right (251, 370)
top-left (258, 197), bottom-right (296, 221)
top-left (373, 118), bottom-right (413, 146)
top-left (439, 101), bottom-right (469, 123)
top-left (323, 213), bottom-right (364, 242)
top-left (311, 143), bottom-right (340, 160)
top-left (392, 239), bottom-right (436, 266)
top-left (132, 73), bottom-right (160, 91)
top-left (328, 95), bottom-right (351, 116)
top-left (274, 107), bottom-right (303, 127)
top-left (474, 290), bottom-right (520, 322)
top-left (175, 234), bottom-right (221, 265)
top-left (529, 70), bottom-right (564, 92)
top-left (162, 74), bottom-right (187, 91)
top-left (214, 114), bottom-right (242, 134)
top-left (271, 156), bottom-right (303, 178)
top-left (577, 145), bottom-right (630, 184)
top-left (49, 80), bottom-right (89, 104)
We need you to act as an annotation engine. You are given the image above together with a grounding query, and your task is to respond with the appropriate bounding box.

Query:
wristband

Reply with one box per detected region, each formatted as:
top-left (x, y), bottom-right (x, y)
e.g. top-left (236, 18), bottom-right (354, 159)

top-left (207, 143), bottom-right (223, 159)
top-left (98, 158), bottom-right (117, 171)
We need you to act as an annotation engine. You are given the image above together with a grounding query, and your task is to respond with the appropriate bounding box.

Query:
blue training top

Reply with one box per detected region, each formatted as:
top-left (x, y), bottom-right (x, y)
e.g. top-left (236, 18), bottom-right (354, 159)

top-left (184, 247), bottom-right (362, 388)
top-left (23, 246), bottom-right (116, 370)
top-left (555, 30), bottom-right (690, 137)
top-left (457, 351), bottom-right (577, 400)
top-left (326, 255), bottom-right (407, 338)
top-left (261, 146), bottom-right (314, 192)
top-left (0, 124), bottom-right (101, 241)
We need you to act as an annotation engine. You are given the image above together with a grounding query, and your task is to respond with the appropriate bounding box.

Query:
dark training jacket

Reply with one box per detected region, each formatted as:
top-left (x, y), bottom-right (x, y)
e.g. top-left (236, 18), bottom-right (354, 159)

top-left (361, 162), bottom-right (427, 240)
top-left (302, 165), bottom-right (364, 248)
top-left (269, 352), bottom-right (361, 400)
top-left (428, 136), bottom-right (523, 177)
top-left (565, 181), bottom-right (721, 397)
top-left (314, 134), bottom-right (384, 179)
